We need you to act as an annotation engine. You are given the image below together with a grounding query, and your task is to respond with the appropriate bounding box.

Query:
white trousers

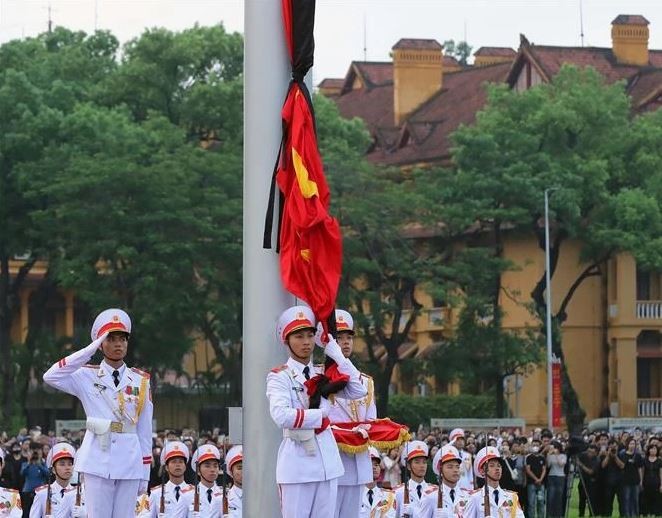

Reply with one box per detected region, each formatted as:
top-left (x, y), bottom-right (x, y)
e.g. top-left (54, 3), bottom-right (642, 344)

top-left (83, 473), bottom-right (140, 518)
top-left (279, 479), bottom-right (338, 518)
top-left (334, 484), bottom-right (362, 518)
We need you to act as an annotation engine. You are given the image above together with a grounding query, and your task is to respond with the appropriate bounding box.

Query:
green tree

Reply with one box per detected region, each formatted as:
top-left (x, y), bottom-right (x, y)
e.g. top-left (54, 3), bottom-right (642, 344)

top-left (443, 39), bottom-right (473, 66)
top-left (442, 65), bottom-right (662, 431)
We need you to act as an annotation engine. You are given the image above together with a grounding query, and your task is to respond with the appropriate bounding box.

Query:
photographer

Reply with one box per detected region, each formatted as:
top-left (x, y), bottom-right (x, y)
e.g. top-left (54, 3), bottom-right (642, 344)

top-left (19, 443), bottom-right (49, 515)
top-left (576, 444), bottom-right (599, 517)
top-left (600, 439), bottom-right (624, 516)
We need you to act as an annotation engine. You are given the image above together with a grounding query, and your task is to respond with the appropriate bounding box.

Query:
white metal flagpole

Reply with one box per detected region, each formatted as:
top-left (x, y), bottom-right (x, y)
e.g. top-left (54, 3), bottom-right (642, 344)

top-left (243, 1), bottom-right (293, 515)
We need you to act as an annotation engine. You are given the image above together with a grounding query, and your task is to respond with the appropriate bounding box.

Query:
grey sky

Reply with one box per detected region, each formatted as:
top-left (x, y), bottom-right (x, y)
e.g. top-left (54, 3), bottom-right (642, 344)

top-left (2, 1), bottom-right (662, 84)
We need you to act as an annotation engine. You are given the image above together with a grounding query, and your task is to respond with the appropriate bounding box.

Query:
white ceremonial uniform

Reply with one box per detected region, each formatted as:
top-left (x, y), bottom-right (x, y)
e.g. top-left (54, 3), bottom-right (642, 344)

top-left (148, 481), bottom-right (193, 518)
top-left (226, 485), bottom-right (241, 518)
top-left (360, 486), bottom-right (396, 518)
top-left (0, 488), bottom-right (22, 518)
top-left (330, 372), bottom-right (376, 518)
top-left (266, 343), bottom-right (366, 518)
top-left (457, 451), bottom-right (474, 492)
top-left (173, 483), bottom-right (224, 518)
top-left (30, 482), bottom-right (73, 518)
top-left (394, 480), bottom-right (436, 518)
top-left (418, 483), bottom-right (472, 518)
top-left (57, 486), bottom-right (87, 518)
top-left (43, 340), bottom-right (153, 518)
top-left (462, 486), bottom-right (524, 518)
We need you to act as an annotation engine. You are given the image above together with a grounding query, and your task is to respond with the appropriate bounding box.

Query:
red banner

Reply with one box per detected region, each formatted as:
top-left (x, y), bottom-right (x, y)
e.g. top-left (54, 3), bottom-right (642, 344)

top-left (552, 360), bottom-right (562, 428)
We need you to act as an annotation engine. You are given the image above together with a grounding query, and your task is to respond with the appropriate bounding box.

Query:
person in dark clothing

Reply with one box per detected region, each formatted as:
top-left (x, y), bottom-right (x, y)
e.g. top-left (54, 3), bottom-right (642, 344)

top-left (576, 444), bottom-right (600, 517)
top-left (1, 445), bottom-right (26, 490)
top-left (619, 438), bottom-right (644, 517)
top-left (641, 443), bottom-right (662, 517)
top-left (526, 439), bottom-right (547, 518)
top-left (601, 439), bottom-right (625, 517)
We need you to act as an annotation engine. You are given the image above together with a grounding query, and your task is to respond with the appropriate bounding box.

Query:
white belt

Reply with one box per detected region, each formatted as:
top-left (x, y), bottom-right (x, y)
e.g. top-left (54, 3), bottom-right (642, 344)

top-left (283, 429), bottom-right (316, 456)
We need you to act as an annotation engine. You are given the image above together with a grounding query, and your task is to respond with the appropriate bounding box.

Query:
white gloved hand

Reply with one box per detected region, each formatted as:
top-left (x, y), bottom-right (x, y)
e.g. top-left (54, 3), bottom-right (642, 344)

top-left (401, 504), bottom-right (412, 516)
top-left (138, 480), bottom-right (148, 496)
top-left (72, 506), bottom-right (84, 518)
top-left (322, 334), bottom-right (344, 363)
top-left (92, 332), bottom-right (109, 350)
top-left (435, 509), bottom-right (447, 518)
top-left (158, 514), bottom-right (166, 518)
top-left (191, 512), bottom-right (200, 518)
top-left (319, 397), bottom-right (331, 418)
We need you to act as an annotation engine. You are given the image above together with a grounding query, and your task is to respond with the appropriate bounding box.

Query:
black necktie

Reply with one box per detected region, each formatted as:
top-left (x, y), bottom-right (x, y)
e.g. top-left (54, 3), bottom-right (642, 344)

top-left (303, 366), bottom-right (310, 380)
top-left (112, 369), bottom-right (120, 387)
top-left (60, 488), bottom-right (65, 498)
top-left (207, 488), bottom-right (213, 503)
top-left (494, 489), bottom-right (499, 505)
top-left (368, 489), bottom-right (373, 506)
top-left (417, 484), bottom-right (422, 499)
top-left (450, 488), bottom-right (455, 503)
top-left (174, 486), bottom-right (180, 501)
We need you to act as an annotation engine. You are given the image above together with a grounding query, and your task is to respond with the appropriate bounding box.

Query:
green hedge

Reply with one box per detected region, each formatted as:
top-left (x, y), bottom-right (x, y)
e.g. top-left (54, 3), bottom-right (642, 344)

top-left (387, 394), bottom-right (495, 430)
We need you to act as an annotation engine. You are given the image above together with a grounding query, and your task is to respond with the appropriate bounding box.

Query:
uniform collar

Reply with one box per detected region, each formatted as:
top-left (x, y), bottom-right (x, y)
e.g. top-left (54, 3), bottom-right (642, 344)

top-left (286, 357), bottom-right (314, 381)
top-left (100, 361), bottom-right (126, 378)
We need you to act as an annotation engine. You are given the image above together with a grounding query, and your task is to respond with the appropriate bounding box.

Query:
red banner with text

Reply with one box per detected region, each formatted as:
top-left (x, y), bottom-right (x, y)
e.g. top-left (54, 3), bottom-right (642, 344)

top-left (552, 358), bottom-right (562, 428)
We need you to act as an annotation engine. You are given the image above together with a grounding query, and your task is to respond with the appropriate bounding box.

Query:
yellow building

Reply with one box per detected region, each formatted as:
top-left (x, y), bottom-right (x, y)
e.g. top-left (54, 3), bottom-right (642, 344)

top-left (321, 15), bottom-right (662, 424)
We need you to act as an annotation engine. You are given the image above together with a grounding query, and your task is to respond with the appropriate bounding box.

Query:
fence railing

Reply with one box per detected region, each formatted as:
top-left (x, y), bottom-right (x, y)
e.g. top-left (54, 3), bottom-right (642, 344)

top-left (636, 301), bottom-right (662, 319)
top-left (637, 398), bottom-right (662, 417)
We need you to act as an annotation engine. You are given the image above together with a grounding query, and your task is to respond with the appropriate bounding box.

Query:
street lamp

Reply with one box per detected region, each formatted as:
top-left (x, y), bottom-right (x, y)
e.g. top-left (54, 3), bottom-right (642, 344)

top-left (544, 188), bottom-right (558, 431)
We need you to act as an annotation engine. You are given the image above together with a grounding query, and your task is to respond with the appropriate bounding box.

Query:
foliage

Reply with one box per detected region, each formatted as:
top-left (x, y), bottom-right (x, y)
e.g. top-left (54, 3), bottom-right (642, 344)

top-left (443, 39), bottom-right (473, 66)
top-left (388, 394), bottom-right (495, 431)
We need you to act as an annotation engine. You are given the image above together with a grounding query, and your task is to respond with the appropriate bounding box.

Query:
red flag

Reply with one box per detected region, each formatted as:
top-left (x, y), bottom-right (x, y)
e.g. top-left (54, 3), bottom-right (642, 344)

top-left (274, 0), bottom-right (342, 328)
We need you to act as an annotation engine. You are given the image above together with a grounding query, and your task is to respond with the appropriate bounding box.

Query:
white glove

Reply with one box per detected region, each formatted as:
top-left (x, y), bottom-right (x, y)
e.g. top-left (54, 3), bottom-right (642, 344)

top-left (92, 332), bottom-right (109, 350)
top-left (72, 506), bottom-right (84, 518)
top-left (435, 509), bottom-right (447, 518)
top-left (191, 512), bottom-right (200, 518)
top-left (319, 398), bottom-right (331, 418)
top-left (322, 335), bottom-right (344, 363)
top-left (138, 480), bottom-right (148, 495)
top-left (158, 514), bottom-right (166, 518)
top-left (401, 504), bottom-right (412, 516)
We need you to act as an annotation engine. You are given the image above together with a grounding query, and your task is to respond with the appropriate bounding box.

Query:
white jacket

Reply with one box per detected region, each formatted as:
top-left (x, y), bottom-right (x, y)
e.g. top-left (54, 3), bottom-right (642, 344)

top-left (266, 340), bottom-right (367, 484)
top-left (462, 486), bottom-right (524, 518)
top-left (43, 338), bottom-right (153, 481)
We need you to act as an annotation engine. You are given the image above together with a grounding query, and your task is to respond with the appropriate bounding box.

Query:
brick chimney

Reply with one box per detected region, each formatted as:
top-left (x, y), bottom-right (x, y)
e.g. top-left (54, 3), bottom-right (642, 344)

top-left (392, 38), bottom-right (443, 125)
top-left (611, 15), bottom-right (650, 66)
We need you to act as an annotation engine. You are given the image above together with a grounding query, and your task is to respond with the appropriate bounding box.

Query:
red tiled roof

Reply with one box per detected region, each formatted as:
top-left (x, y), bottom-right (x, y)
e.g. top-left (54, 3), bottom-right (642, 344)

top-left (628, 69), bottom-right (662, 110)
top-left (318, 78), bottom-right (344, 89)
top-left (367, 63), bottom-right (512, 166)
top-left (335, 83), bottom-right (394, 131)
top-left (393, 38), bottom-right (442, 50)
top-left (612, 14), bottom-right (649, 25)
top-left (474, 46), bottom-right (517, 57)
top-left (443, 56), bottom-right (461, 68)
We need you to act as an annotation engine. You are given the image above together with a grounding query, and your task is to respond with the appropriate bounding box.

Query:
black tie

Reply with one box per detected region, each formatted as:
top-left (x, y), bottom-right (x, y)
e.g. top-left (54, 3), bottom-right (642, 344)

top-left (494, 489), bottom-right (499, 505)
top-left (417, 484), bottom-right (422, 499)
top-left (450, 488), bottom-right (455, 503)
top-left (207, 488), bottom-right (213, 503)
top-left (112, 369), bottom-right (120, 387)
top-left (368, 489), bottom-right (373, 506)
top-left (60, 488), bottom-right (65, 498)
top-left (303, 366), bottom-right (310, 380)
top-left (174, 486), bottom-right (180, 501)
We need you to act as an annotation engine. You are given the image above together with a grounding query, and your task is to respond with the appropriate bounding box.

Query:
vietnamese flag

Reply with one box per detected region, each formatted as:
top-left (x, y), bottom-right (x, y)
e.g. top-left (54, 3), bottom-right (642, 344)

top-left (274, 0), bottom-right (342, 330)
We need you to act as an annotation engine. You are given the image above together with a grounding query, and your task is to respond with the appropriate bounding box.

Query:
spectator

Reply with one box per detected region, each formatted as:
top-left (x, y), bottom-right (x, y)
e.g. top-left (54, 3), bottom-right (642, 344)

top-left (601, 438), bottom-right (625, 516)
top-left (526, 438), bottom-right (547, 518)
top-left (619, 438), bottom-right (644, 517)
top-left (546, 440), bottom-right (567, 518)
top-left (19, 443), bottom-right (49, 515)
top-left (1, 444), bottom-right (26, 491)
top-left (576, 444), bottom-right (599, 517)
top-left (380, 446), bottom-right (401, 489)
top-left (595, 432), bottom-right (610, 515)
top-left (641, 443), bottom-right (662, 516)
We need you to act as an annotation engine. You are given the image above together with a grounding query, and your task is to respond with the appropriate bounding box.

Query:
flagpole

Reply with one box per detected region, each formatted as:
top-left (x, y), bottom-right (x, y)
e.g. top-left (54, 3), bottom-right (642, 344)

top-left (243, 1), bottom-right (293, 515)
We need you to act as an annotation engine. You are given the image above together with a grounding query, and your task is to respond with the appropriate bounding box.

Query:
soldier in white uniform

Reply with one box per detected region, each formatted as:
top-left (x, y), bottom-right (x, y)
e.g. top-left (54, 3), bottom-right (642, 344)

top-left (225, 446), bottom-right (242, 518)
top-left (360, 447), bottom-right (396, 518)
top-left (394, 441), bottom-right (437, 518)
top-left (419, 444), bottom-right (472, 518)
top-left (463, 447), bottom-right (524, 518)
top-left (325, 309), bottom-right (376, 518)
top-left (148, 441), bottom-right (193, 517)
top-left (173, 444), bottom-right (226, 518)
top-left (43, 308), bottom-right (154, 518)
top-left (31, 443), bottom-right (76, 518)
top-left (0, 450), bottom-right (23, 517)
top-left (449, 429), bottom-right (474, 492)
top-left (266, 306), bottom-right (367, 518)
